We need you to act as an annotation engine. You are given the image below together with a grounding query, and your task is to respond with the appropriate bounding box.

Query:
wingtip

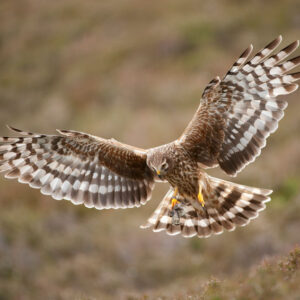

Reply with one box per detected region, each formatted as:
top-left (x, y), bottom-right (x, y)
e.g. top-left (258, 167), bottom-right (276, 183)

top-left (290, 39), bottom-right (300, 48)
top-left (269, 35), bottom-right (283, 49)
top-left (56, 129), bottom-right (72, 136)
top-left (6, 125), bottom-right (22, 133)
top-left (244, 44), bottom-right (253, 59)
top-left (140, 223), bottom-right (150, 229)
top-left (265, 189), bottom-right (273, 196)
top-left (6, 126), bottom-right (36, 136)
top-left (288, 83), bottom-right (299, 93)
top-left (56, 129), bottom-right (64, 134)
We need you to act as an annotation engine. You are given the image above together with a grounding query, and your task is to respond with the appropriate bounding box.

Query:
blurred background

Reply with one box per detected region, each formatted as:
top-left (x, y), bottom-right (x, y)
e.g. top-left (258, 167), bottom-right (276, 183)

top-left (0, 0), bottom-right (299, 299)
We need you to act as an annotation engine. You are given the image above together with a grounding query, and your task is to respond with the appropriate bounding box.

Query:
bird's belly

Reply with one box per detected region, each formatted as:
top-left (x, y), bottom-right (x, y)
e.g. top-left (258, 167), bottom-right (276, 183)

top-left (167, 172), bottom-right (198, 199)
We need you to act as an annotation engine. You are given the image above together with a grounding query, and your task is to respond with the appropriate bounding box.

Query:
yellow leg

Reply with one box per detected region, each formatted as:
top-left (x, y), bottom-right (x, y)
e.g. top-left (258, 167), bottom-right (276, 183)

top-left (171, 187), bottom-right (179, 208)
top-left (198, 183), bottom-right (205, 207)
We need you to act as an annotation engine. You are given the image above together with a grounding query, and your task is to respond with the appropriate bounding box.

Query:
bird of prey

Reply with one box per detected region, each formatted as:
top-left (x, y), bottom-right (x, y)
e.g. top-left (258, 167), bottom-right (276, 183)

top-left (0, 36), bottom-right (299, 238)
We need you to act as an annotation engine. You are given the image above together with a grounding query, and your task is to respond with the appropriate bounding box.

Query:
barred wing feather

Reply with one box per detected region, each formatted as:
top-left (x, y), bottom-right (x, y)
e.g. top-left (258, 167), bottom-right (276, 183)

top-left (0, 126), bottom-right (154, 209)
top-left (219, 36), bottom-right (299, 175)
top-left (179, 36), bottom-right (300, 176)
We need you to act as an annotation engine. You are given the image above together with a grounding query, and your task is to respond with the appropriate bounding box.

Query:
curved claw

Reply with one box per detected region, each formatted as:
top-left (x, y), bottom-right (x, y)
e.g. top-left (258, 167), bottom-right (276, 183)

top-left (198, 182), bottom-right (205, 207)
top-left (171, 198), bottom-right (179, 208)
top-left (198, 192), bottom-right (205, 207)
top-left (171, 187), bottom-right (179, 208)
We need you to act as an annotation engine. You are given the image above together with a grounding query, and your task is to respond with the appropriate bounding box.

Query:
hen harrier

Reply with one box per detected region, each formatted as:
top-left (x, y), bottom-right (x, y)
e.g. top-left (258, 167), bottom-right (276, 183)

top-left (0, 36), bottom-right (299, 238)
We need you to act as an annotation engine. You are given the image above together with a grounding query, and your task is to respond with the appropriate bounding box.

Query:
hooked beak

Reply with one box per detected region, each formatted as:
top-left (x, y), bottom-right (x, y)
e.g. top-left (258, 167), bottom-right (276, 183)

top-left (156, 169), bottom-right (162, 179)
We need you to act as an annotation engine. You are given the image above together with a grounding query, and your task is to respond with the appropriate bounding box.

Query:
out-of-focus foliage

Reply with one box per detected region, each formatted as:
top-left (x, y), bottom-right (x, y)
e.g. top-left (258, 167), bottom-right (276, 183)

top-left (131, 247), bottom-right (300, 299)
top-left (0, 0), bottom-right (299, 299)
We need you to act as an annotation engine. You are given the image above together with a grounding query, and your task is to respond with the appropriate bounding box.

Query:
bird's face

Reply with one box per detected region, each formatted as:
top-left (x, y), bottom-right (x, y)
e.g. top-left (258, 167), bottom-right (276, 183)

top-left (147, 152), bottom-right (171, 179)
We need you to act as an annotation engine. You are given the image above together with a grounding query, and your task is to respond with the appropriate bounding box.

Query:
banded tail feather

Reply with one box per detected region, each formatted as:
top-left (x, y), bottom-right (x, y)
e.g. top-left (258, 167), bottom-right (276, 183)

top-left (0, 126), bottom-right (154, 209)
top-left (141, 176), bottom-right (271, 238)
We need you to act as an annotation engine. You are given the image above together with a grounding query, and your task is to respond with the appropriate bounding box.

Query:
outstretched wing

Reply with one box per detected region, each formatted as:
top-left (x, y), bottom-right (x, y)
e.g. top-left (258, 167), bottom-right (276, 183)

top-left (178, 36), bottom-right (300, 176)
top-left (0, 126), bottom-right (154, 209)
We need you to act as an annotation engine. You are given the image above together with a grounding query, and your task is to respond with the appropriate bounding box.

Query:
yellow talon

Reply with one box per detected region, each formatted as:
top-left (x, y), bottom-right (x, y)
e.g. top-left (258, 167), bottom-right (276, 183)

top-left (198, 183), bottom-right (205, 207)
top-left (171, 187), bottom-right (179, 208)
top-left (198, 192), bottom-right (205, 207)
top-left (171, 198), bottom-right (179, 208)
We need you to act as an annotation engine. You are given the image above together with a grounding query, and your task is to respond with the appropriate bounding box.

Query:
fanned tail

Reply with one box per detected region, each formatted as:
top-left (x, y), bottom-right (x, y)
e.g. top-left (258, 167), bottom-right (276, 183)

top-left (141, 176), bottom-right (271, 238)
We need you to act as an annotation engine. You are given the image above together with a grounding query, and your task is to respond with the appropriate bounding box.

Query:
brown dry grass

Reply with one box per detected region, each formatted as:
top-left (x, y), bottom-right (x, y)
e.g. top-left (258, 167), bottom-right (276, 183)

top-left (0, 0), bottom-right (300, 299)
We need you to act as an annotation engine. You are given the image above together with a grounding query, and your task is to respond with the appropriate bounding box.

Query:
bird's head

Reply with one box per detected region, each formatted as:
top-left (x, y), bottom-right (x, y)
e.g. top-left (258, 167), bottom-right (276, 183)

top-left (147, 150), bottom-right (172, 179)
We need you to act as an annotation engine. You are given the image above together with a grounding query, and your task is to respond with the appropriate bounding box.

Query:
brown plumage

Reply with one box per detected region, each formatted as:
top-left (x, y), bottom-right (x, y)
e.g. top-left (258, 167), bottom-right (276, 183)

top-left (0, 36), bottom-right (299, 238)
